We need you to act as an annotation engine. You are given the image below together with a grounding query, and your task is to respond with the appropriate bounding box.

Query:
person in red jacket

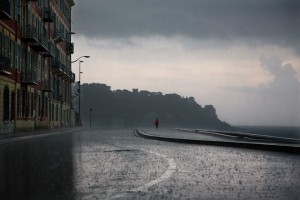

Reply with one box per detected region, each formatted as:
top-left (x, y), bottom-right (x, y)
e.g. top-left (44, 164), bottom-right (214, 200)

top-left (154, 118), bottom-right (159, 129)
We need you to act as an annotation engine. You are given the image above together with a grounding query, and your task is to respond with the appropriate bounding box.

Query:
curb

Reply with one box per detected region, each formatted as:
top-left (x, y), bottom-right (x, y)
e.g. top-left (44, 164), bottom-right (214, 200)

top-left (135, 129), bottom-right (300, 154)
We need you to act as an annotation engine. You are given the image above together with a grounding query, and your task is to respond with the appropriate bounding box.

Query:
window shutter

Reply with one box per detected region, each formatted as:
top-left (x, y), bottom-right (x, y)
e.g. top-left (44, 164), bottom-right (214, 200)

top-left (0, 32), bottom-right (2, 55)
top-left (14, 1), bottom-right (18, 21)
top-left (2, 34), bottom-right (5, 55)
top-left (15, 42), bottom-right (18, 70)
top-left (10, 40), bottom-right (13, 67)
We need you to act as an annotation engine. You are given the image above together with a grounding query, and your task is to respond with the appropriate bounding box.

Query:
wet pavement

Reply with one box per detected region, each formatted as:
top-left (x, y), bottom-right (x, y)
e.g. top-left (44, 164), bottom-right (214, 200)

top-left (0, 128), bottom-right (299, 199)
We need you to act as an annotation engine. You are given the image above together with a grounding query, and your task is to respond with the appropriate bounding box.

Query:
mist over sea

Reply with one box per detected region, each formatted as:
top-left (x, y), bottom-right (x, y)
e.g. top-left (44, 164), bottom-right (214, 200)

top-left (234, 126), bottom-right (300, 140)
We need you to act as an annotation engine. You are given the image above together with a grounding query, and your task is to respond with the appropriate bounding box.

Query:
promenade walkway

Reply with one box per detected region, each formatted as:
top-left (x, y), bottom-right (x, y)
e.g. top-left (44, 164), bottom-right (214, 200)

top-left (136, 128), bottom-right (300, 153)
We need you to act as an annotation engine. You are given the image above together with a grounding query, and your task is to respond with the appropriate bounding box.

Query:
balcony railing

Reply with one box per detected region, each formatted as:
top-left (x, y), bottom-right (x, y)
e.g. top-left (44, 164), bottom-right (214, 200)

top-left (0, 0), bottom-right (11, 19)
top-left (66, 66), bottom-right (75, 81)
top-left (66, 69), bottom-right (75, 82)
top-left (43, 42), bottom-right (55, 57)
top-left (31, 35), bottom-right (49, 52)
top-left (21, 71), bottom-right (37, 85)
top-left (53, 59), bottom-right (64, 73)
top-left (54, 30), bottom-right (65, 43)
top-left (22, 25), bottom-right (38, 43)
top-left (0, 54), bottom-right (11, 75)
top-left (66, 42), bottom-right (74, 54)
top-left (43, 7), bottom-right (55, 22)
top-left (53, 60), bottom-right (75, 81)
top-left (71, 72), bottom-right (75, 82)
top-left (65, 66), bottom-right (71, 77)
top-left (42, 80), bottom-right (54, 92)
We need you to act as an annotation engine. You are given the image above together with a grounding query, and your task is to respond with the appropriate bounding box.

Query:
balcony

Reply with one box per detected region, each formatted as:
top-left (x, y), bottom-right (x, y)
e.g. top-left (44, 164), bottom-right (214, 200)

top-left (52, 60), bottom-right (65, 74)
top-left (71, 72), bottom-right (75, 82)
top-left (31, 35), bottom-right (49, 52)
top-left (42, 80), bottom-right (54, 92)
top-left (43, 42), bottom-right (55, 57)
top-left (21, 71), bottom-right (37, 85)
top-left (22, 25), bottom-right (38, 43)
top-left (43, 7), bottom-right (55, 22)
top-left (52, 60), bottom-right (75, 81)
top-left (66, 42), bottom-right (74, 54)
top-left (0, 54), bottom-right (11, 75)
top-left (0, 0), bottom-right (11, 20)
top-left (53, 30), bottom-right (65, 43)
top-left (65, 66), bottom-right (72, 78)
top-left (65, 68), bottom-right (75, 82)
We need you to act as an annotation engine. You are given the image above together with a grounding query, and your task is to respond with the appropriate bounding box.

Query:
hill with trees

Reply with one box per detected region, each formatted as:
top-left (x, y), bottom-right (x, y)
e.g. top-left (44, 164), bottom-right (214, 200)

top-left (79, 83), bottom-right (231, 129)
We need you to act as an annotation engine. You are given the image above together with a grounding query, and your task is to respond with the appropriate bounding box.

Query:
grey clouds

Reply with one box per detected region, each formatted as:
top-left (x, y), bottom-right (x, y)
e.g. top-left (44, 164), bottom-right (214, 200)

top-left (73, 0), bottom-right (300, 53)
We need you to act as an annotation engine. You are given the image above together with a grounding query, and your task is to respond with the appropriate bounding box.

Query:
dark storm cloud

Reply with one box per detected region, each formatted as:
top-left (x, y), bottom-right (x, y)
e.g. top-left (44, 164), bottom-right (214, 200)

top-left (72, 0), bottom-right (300, 53)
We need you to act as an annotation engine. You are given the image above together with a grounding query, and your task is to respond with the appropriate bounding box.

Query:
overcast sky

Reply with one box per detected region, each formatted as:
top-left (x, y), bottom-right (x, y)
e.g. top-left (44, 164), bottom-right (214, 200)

top-left (71, 0), bottom-right (300, 126)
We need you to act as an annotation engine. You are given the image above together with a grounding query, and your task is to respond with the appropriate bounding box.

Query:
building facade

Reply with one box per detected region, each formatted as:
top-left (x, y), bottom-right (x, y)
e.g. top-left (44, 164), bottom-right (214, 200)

top-left (0, 0), bottom-right (75, 133)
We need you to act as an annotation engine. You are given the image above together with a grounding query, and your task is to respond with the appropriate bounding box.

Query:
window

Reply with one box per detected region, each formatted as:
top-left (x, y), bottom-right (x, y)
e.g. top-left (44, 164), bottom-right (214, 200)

top-left (14, 42), bottom-right (18, 70)
top-left (0, 34), bottom-right (9, 59)
top-left (21, 47), bottom-right (25, 72)
top-left (22, 90), bottom-right (25, 117)
top-left (27, 51), bottom-right (30, 73)
top-left (14, 0), bottom-right (19, 21)
top-left (31, 92), bottom-right (34, 117)
top-left (38, 94), bottom-right (41, 117)
top-left (10, 39), bottom-right (13, 67)
top-left (26, 91), bottom-right (29, 117)
top-left (51, 103), bottom-right (54, 120)
top-left (17, 89), bottom-right (20, 117)
top-left (0, 32), bottom-right (2, 55)
top-left (11, 91), bottom-right (15, 120)
top-left (45, 97), bottom-right (48, 117)
top-left (3, 86), bottom-right (10, 121)
top-left (56, 104), bottom-right (58, 121)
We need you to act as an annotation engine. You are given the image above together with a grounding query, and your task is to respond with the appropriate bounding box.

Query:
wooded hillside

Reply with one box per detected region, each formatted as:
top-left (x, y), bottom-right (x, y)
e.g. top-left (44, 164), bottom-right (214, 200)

top-left (79, 83), bottom-right (231, 129)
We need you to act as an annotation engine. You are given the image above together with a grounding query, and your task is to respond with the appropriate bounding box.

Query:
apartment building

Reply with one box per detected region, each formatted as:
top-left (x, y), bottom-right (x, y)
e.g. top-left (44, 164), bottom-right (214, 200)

top-left (0, 0), bottom-right (75, 133)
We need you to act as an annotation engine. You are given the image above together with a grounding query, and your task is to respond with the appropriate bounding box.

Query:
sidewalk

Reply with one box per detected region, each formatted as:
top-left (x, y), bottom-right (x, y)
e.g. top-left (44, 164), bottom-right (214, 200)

top-left (136, 128), bottom-right (300, 153)
top-left (0, 128), bottom-right (81, 145)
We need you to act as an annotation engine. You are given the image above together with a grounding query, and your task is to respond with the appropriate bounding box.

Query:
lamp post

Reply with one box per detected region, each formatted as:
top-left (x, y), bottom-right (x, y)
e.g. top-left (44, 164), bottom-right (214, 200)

top-left (71, 56), bottom-right (90, 126)
top-left (78, 60), bottom-right (83, 126)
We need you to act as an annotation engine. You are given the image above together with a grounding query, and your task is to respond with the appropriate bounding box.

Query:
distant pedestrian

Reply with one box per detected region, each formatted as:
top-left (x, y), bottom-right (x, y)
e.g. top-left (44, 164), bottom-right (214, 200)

top-left (154, 118), bottom-right (159, 129)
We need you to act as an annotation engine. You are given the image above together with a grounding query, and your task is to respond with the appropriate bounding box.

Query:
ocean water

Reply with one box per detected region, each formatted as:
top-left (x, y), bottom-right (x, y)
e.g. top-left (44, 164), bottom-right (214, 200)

top-left (234, 126), bottom-right (300, 140)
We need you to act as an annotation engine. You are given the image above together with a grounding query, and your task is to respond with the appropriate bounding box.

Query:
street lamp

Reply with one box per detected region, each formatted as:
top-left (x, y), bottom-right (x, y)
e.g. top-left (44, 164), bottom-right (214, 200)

top-left (78, 60), bottom-right (84, 126)
top-left (71, 56), bottom-right (90, 63)
top-left (71, 56), bottom-right (90, 126)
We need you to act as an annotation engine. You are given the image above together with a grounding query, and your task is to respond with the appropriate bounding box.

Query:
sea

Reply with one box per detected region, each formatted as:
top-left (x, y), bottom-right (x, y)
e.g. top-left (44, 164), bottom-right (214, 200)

top-left (234, 126), bottom-right (300, 140)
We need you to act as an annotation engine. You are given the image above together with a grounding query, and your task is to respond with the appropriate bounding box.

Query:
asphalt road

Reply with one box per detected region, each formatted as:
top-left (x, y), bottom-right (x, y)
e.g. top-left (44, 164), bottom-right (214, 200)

top-left (0, 128), bottom-right (299, 200)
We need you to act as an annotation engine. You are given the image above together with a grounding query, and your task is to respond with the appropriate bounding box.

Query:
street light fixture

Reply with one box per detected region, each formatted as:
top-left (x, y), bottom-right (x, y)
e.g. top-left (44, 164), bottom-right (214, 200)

top-left (71, 56), bottom-right (90, 63)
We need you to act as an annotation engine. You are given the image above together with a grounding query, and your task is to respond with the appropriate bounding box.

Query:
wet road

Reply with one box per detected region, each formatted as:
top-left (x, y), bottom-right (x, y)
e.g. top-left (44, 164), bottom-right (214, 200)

top-left (0, 129), bottom-right (299, 200)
